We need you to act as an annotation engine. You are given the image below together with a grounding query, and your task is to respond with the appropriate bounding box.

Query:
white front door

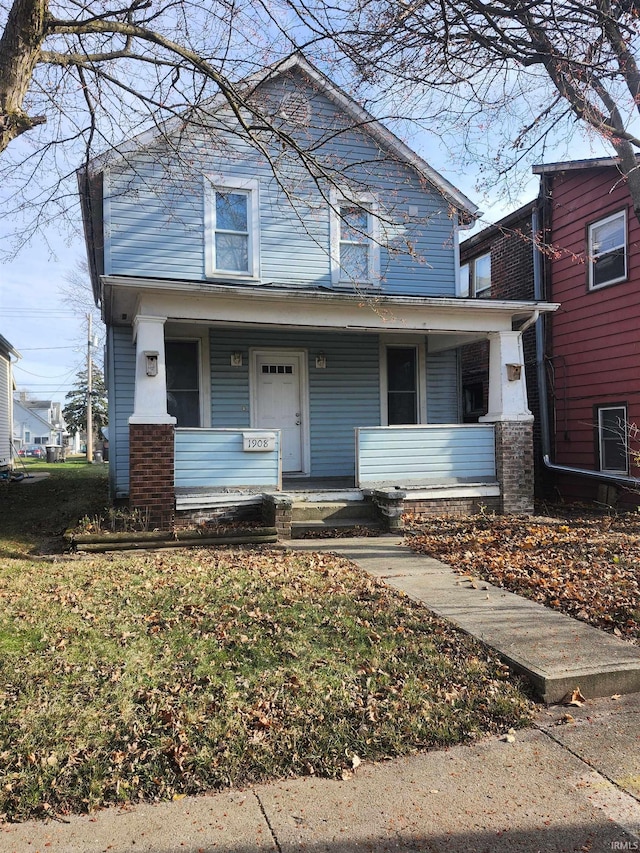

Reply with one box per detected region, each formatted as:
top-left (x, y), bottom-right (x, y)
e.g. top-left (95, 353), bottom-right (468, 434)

top-left (253, 351), bottom-right (306, 474)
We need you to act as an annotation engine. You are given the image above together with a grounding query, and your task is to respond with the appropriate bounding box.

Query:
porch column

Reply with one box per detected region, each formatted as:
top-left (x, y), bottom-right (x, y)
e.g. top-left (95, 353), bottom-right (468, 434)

top-left (128, 315), bottom-right (176, 530)
top-left (479, 331), bottom-right (534, 515)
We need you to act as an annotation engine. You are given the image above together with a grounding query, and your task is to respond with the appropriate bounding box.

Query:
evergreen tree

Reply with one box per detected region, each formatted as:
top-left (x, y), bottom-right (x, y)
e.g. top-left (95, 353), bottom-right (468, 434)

top-left (63, 363), bottom-right (108, 440)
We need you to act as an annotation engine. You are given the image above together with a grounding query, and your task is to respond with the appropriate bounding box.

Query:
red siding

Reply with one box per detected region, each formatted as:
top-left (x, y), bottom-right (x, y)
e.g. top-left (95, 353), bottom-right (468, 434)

top-left (547, 166), bottom-right (640, 501)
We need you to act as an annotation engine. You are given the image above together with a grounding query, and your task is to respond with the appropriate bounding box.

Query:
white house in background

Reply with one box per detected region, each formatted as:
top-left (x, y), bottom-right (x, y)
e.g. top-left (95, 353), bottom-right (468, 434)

top-left (12, 396), bottom-right (67, 451)
top-left (0, 334), bottom-right (20, 469)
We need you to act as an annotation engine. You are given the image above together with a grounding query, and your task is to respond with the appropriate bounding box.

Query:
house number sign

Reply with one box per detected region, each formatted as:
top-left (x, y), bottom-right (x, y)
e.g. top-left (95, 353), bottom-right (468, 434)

top-left (243, 433), bottom-right (276, 452)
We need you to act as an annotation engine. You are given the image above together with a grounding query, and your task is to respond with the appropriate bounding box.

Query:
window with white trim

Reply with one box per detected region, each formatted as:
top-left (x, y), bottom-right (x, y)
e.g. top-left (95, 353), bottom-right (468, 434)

top-left (205, 177), bottom-right (260, 279)
top-left (331, 196), bottom-right (379, 285)
top-left (460, 253), bottom-right (491, 297)
top-left (386, 346), bottom-right (418, 424)
top-left (166, 340), bottom-right (200, 427)
top-left (597, 404), bottom-right (628, 473)
top-left (588, 210), bottom-right (627, 290)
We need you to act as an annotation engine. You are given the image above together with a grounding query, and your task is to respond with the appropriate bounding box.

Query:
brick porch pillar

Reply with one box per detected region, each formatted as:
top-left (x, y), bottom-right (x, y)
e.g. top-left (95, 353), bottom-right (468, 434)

top-left (128, 315), bottom-right (177, 531)
top-left (129, 423), bottom-right (175, 529)
top-left (494, 421), bottom-right (534, 515)
top-left (480, 331), bottom-right (535, 516)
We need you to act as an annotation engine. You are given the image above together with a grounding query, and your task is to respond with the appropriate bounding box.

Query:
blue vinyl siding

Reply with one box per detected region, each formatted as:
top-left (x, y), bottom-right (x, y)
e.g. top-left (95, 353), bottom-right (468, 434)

top-left (175, 429), bottom-right (280, 489)
top-left (105, 70), bottom-right (458, 297)
top-left (357, 425), bottom-right (496, 487)
top-left (210, 328), bottom-right (380, 477)
top-left (109, 326), bottom-right (136, 498)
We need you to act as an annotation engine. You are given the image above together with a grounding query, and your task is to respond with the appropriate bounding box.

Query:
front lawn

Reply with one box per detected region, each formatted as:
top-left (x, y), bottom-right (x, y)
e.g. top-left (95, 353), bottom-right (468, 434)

top-left (0, 466), bottom-right (533, 820)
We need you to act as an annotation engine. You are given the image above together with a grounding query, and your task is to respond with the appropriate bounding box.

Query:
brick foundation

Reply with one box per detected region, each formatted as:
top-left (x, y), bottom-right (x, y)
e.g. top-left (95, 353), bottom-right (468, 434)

top-left (129, 423), bottom-right (175, 530)
top-left (494, 421), bottom-right (534, 514)
top-left (263, 495), bottom-right (293, 539)
top-left (402, 495), bottom-right (501, 522)
top-left (174, 502), bottom-right (263, 529)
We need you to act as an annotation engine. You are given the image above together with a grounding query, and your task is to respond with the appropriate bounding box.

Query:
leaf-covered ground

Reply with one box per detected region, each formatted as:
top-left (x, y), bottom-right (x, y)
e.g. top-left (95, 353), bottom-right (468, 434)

top-left (0, 546), bottom-right (533, 821)
top-left (406, 512), bottom-right (640, 644)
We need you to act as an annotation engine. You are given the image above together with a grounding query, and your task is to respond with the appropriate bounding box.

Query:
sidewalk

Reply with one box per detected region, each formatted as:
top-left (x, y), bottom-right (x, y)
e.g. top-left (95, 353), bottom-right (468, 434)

top-left (0, 694), bottom-right (638, 852)
top-left (1, 535), bottom-right (639, 852)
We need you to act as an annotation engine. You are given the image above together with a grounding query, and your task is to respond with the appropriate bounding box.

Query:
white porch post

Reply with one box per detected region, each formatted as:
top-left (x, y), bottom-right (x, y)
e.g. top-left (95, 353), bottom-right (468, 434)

top-left (129, 315), bottom-right (176, 425)
top-left (479, 331), bottom-right (533, 424)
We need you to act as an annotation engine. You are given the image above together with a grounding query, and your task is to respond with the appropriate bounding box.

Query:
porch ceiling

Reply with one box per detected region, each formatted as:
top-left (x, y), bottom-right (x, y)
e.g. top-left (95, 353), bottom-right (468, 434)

top-left (103, 276), bottom-right (559, 335)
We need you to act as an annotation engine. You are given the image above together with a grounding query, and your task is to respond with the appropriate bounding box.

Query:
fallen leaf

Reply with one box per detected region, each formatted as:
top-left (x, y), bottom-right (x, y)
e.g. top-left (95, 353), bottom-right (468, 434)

top-left (559, 687), bottom-right (586, 706)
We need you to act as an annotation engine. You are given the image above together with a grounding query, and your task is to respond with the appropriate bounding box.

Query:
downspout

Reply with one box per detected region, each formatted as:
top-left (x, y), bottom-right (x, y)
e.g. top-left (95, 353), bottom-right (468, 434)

top-left (533, 191), bottom-right (640, 490)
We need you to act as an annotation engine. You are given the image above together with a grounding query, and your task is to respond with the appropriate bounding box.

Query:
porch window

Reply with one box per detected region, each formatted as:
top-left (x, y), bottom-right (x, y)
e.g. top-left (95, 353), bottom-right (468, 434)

top-left (588, 210), bottom-right (627, 290)
top-left (387, 347), bottom-right (418, 424)
top-left (166, 341), bottom-right (200, 427)
top-left (596, 404), bottom-right (628, 473)
top-left (205, 176), bottom-right (260, 279)
top-left (331, 193), bottom-right (379, 285)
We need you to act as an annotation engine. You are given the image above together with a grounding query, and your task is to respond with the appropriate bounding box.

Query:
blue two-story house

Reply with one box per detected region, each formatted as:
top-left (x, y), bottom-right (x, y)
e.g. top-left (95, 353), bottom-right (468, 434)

top-left (79, 55), bottom-right (557, 532)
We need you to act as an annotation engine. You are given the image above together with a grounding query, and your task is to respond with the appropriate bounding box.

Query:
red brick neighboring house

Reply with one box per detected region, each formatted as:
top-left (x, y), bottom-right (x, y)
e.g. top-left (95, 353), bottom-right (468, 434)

top-left (533, 158), bottom-right (640, 506)
top-left (459, 201), bottom-right (550, 497)
top-left (463, 158), bottom-right (640, 507)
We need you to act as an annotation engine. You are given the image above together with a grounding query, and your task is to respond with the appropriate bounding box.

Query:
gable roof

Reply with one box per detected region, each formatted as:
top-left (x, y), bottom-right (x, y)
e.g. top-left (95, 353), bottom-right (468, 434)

top-left (82, 54), bottom-right (478, 221)
top-left (263, 56), bottom-right (478, 220)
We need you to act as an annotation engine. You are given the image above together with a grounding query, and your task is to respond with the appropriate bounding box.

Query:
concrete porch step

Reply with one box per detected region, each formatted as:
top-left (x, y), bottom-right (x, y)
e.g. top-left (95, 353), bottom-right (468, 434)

top-left (290, 499), bottom-right (381, 538)
top-left (291, 500), bottom-right (377, 523)
top-left (291, 518), bottom-right (382, 539)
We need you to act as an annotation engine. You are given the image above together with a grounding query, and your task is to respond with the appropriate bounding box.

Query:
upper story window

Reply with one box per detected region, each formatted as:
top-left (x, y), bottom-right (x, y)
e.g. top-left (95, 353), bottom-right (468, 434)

top-left (597, 404), bottom-right (628, 473)
top-left (205, 177), bottom-right (260, 279)
top-left (331, 193), bottom-right (380, 286)
top-left (588, 210), bottom-right (627, 290)
top-left (460, 253), bottom-right (491, 297)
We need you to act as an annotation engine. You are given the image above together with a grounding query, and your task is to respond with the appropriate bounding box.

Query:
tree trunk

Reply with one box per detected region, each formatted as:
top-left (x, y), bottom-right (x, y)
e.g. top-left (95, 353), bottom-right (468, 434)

top-left (0, 0), bottom-right (48, 153)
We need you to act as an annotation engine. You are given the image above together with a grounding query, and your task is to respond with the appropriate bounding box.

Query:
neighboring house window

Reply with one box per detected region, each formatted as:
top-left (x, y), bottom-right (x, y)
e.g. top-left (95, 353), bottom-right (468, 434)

top-left (387, 347), bottom-right (418, 424)
top-left (205, 177), bottom-right (260, 279)
top-left (24, 431), bottom-right (30, 443)
top-left (596, 404), bottom-right (628, 473)
top-left (331, 195), bottom-right (379, 285)
top-left (463, 382), bottom-right (485, 422)
top-left (460, 253), bottom-right (491, 297)
top-left (166, 341), bottom-right (200, 427)
top-left (588, 210), bottom-right (627, 290)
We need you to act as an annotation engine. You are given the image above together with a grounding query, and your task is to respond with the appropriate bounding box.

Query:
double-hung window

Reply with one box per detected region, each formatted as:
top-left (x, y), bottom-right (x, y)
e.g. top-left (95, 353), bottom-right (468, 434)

top-left (205, 177), bottom-right (260, 279)
top-left (331, 194), bottom-right (379, 285)
top-left (596, 404), bottom-right (628, 473)
top-left (588, 210), bottom-right (627, 290)
top-left (460, 253), bottom-right (491, 297)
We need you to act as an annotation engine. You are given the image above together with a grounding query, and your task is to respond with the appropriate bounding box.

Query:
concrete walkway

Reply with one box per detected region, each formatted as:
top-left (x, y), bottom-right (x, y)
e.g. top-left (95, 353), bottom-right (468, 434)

top-left (290, 535), bottom-right (640, 703)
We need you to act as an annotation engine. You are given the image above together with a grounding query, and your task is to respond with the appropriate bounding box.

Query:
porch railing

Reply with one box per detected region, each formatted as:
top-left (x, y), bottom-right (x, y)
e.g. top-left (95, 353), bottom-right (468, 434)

top-left (355, 424), bottom-right (496, 488)
top-left (175, 428), bottom-right (282, 491)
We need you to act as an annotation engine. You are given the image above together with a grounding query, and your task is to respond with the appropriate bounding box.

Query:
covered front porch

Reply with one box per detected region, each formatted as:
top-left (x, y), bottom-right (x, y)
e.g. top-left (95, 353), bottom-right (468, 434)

top-left (114, 280), bottom-right (557, 531)
top-left (170, 423), bottom-right (502, 535)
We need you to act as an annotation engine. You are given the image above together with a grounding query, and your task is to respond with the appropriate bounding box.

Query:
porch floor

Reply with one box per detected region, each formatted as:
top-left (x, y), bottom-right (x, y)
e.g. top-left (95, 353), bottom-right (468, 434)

top-left (282, 477), bottom-right (355, 492)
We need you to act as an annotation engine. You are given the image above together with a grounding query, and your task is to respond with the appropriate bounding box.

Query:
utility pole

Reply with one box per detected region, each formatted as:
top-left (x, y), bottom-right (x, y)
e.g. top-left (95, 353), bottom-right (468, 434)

top-left (86, 313), bottom-right (93, 464)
